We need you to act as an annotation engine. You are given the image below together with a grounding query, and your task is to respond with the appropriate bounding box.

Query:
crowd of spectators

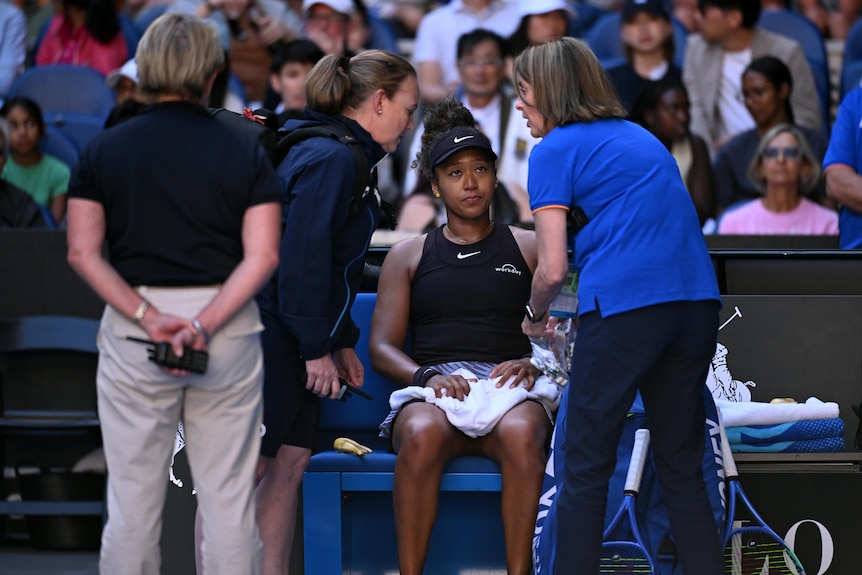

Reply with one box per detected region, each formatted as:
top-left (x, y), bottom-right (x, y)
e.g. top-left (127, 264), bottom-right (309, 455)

top-left (0, 0), bottom-right (858, 236)
top-left (1, 0), bottom-right (859, 238)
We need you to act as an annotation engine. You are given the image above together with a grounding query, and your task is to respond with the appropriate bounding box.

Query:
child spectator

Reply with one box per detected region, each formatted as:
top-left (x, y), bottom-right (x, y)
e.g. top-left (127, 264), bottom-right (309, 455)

top-left (718, 124), bottom-right (836, 235)
top-left (0, 117), bottom-right (47, 228)
top-left (606, 0), bottom-right (681, 115)
top-left (267, 38), bottom-right (324, 125)
top-left (0, 97), bottom-right (70, 225)
top-left (34, 0), bottom-right (129, 76)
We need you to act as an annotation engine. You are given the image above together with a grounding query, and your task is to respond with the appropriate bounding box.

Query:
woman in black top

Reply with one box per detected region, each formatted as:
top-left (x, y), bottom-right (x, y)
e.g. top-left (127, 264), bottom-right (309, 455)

top-left (65, 14), bottom-right (280, 573)
top-left (369, 99), bottom-right (553, 575)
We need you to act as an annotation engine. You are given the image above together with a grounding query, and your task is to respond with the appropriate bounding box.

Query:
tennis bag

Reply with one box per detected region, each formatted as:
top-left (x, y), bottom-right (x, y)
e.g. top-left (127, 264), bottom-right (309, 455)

top-left (533, 386), bottom-right (725, 574)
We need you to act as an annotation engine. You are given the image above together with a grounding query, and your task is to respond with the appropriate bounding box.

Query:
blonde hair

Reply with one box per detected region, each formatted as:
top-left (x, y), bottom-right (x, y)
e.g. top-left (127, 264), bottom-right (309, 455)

top-left (747, 124), bottom-right (821, 196)
top-left (305, 50), bottom-right (416, 116)
top-left (136, 13), bottom-right (225, 102)
top-left (512, 37), bottom-right (625, 127)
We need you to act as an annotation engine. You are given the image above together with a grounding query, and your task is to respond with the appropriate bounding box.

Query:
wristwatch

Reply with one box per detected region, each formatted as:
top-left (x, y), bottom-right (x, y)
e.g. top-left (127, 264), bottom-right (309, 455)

top-left (525, 303), bottom-right (547, 323)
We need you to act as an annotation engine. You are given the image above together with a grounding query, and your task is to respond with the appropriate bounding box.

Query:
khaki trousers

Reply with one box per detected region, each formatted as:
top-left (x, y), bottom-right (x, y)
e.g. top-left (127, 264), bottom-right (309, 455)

top-left (96, 286), bottom-right (263, 575)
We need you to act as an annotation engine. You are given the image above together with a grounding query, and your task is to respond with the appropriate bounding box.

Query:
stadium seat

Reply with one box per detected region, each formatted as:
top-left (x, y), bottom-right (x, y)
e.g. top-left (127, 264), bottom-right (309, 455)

top-left (843, 17), bottom-right (862, 64)
top-left (840, 60), bottom-right (862, 100)
top-left (134, 4), bottom-right (169, 36)
top-left (366, 6), bottom-right (399, 53)
top-left (41, 126), bottom-right (80, 171)
top-left (0, 316), bottom-right (104, 520)
top-left (8, 65), bottom-right (115, 120)
top-left (840, 19), bottom-right (862, 99)
top-left (46, 113), bottom-right (105, 153)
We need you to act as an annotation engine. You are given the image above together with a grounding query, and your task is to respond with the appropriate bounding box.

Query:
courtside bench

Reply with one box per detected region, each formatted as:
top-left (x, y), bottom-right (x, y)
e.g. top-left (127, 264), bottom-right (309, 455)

top-left (302, 292), bottom-right (506, 574)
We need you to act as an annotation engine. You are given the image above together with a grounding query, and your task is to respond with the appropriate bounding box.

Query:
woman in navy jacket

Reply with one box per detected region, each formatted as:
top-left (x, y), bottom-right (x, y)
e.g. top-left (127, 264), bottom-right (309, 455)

top-left (254, 49), bottom-right (419, 574)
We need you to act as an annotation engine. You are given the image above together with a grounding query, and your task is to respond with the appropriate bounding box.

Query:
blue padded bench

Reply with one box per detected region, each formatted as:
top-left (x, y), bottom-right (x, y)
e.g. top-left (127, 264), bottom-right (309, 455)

top-left (303, 292), bottom-right (504, 574)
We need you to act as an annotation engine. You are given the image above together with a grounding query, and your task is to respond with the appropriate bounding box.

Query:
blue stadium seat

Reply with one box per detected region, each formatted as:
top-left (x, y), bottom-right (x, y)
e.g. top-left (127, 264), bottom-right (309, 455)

top-left (46, 113), bottom-right (105, 153)
top-left (8, 65), bottom-right (114, 119)
top-left (303, 292), bottom-right (507, 574)
top-left (134, 4), bottom-right (169, 36)
top-left (840, 19), bottom-right (862, 100)
top-left (843, 17), bottom-right (862, 64)
top-left (41, 126), bottom-right (80, 171)
top-left (118, 13), bottom-right (141, 58)
top-left (366, 7), bottom-right (399, 53)
top-left (841, 60), bottom-right (862, 100)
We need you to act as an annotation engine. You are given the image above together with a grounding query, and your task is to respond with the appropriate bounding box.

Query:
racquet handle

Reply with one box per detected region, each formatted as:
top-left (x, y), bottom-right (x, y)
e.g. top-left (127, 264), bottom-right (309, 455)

top-left (624, 428), bottom-right (651, 494)
top-left (717, 412), bottom-right (739, 478)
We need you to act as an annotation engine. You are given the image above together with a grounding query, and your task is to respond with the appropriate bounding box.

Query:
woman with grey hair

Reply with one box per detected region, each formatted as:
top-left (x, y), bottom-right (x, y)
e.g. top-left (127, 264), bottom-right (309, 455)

top-left (66, 13), bottom-right (281, 574)
top-left (718, 123), bottom-right (837, 235)
top-left (514, 37), bottom-right (724, 575)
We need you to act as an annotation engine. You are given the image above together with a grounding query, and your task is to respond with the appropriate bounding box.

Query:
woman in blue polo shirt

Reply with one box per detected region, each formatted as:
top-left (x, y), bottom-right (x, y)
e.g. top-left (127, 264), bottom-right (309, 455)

top-left (514, 37), bottom-right (724, 575)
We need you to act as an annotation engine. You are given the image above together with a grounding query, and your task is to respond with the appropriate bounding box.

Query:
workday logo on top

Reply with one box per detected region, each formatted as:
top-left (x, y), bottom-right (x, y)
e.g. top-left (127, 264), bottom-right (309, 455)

top-left (495, 263), bottom-right (522, 276)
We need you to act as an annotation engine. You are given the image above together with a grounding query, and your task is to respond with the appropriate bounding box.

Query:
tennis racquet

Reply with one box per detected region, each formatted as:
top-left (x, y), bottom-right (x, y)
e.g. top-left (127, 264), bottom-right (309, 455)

top-left (600, 428), bottom-right (655, 574)
top-left (719, 421), bottom-right (806, 575)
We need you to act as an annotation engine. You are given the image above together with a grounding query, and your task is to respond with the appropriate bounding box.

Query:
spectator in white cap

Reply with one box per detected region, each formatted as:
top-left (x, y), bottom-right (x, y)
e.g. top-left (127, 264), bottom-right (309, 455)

top-left (508, 0), bottom-right (573, 56)
top-left (303, 0), bottom-right (354, 56)
top-left (106, 59), bottom-right (140, 105)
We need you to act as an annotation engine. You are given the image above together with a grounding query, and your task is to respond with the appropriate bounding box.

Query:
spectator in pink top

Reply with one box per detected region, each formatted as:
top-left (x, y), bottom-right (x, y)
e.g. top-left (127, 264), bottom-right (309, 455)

top-left (35, 0), bottom-right (128, 77)
top-left (718, 124), bottom-right (837, 235)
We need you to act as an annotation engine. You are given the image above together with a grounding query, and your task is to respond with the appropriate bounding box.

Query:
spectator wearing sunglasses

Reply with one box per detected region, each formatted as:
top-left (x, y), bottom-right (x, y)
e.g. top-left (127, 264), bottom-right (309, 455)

top-left (712, 56), bottom-right (829, 218)
top-left (717, 123), bottom-right (837, 235)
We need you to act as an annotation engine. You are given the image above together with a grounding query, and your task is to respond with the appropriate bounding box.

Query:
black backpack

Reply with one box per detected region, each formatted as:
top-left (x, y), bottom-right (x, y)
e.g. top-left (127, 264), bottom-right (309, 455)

top-left (211, 108), bottom-right (395, 227)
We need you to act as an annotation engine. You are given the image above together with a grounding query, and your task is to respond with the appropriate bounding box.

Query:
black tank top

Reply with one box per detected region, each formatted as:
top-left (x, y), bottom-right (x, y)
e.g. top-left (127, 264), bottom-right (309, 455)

top-left (409, 224), bottom-right (532, 366)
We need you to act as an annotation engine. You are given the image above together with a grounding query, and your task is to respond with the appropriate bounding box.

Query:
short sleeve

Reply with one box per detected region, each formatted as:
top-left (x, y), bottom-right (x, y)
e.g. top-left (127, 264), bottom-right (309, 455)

top-left (824, 89), bottom-right (862, 172)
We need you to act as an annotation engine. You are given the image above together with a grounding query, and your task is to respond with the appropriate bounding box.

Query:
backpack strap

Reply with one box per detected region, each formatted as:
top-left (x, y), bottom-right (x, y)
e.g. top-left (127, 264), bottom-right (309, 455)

top-left (272, 124), bottom-right (370, 217)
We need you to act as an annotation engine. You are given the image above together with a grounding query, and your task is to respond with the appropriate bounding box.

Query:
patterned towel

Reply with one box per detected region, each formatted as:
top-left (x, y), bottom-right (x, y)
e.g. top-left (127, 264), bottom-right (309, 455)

top-left (731, 436), bottom-right (845, 453)
top-left (726, 418), bottom-right (844, 445)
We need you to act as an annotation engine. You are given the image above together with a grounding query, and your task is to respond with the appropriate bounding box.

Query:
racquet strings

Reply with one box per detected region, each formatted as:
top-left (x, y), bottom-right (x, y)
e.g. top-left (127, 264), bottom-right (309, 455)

top-left (724, 528), bottom-right (804, 575)
top-left (600, 541), bottom-right (652, 573)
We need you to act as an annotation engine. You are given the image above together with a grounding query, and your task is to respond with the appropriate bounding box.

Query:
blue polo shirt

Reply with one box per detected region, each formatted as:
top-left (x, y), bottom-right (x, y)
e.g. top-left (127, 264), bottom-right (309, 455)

top-left (528, 118), bottom-right (720, 317)
top-left (823, 87), bottom-right (862, 249)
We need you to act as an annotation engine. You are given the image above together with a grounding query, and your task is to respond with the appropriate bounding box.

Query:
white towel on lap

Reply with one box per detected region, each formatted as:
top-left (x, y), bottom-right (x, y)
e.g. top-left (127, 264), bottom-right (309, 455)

top-left (716, 397), bottom-right (840, 427)
top-left (388, 368), bottom-right (561, 438)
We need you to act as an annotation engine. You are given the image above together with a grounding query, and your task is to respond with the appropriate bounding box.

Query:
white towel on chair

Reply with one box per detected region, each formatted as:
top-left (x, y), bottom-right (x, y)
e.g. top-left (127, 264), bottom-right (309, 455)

top-left (716, 397), bottom-right (840, 427)
top-left (388, 368), bottom-right (561, 438)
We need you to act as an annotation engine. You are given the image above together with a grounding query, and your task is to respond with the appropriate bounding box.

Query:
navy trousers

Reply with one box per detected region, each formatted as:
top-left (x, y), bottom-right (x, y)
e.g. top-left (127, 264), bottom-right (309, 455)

top-left (552, 299), bottom-right (725, 575)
